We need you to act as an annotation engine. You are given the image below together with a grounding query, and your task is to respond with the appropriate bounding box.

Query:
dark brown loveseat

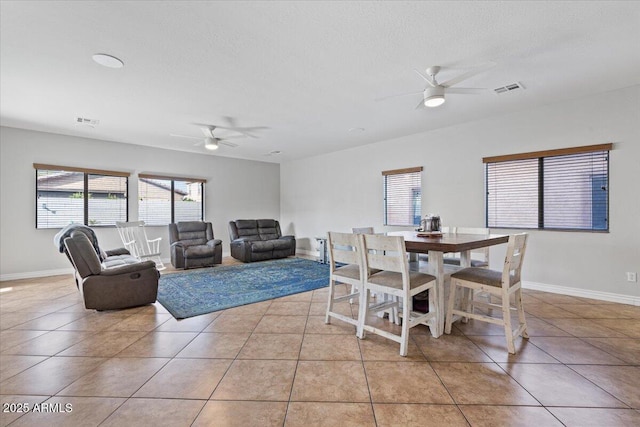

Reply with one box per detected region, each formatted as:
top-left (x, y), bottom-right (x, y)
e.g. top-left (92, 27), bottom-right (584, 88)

top-left (228, 219), bottom-right (296, 263)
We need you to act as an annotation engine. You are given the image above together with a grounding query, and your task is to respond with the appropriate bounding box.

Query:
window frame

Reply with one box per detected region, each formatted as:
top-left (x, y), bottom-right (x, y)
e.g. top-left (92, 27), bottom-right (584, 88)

top-left (483, 143), bottom-right (612, 232)
top-left (138, 173), bottom-right (206, 225)
top-left (34, 163), bottom-right (130, 229)
top-left (382, 166), bottom-right (423, 227)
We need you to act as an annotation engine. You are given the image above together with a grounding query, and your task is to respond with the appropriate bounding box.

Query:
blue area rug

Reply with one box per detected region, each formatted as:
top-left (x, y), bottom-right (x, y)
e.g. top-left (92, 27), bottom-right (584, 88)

top-left (158, 258), bottom-right (330, 319)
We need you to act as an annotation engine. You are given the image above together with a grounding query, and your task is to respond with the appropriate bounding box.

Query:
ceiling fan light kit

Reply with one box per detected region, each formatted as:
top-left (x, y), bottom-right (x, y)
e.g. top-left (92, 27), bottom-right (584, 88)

top-left (204, 137), bottom-right (219, 150)
top-left (423, 86), bottom-right (445, 107)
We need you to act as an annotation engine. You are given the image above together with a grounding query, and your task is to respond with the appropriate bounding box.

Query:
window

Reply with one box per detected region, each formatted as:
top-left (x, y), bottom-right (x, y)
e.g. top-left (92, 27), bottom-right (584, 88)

top-left (35, 164), bottom-right (128, 229)
top-left (383, 167), bottom-right (423, 226)
top-left (484, 144), bottom-right (611, 231)
top-left (138, 174), bottom-right (205, 225)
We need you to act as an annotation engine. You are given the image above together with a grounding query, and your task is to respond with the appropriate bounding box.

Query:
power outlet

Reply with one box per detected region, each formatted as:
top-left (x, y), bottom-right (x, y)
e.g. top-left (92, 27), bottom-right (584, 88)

top-left (627, 272), bottom-right (637, 282)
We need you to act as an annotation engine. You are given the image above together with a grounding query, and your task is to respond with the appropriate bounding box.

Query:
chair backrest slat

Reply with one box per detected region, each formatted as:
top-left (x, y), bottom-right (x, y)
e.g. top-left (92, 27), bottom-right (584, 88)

top-left (328, 232), bottom-right (361, 267)
top-left (361, 234), bottom-right (407, 274)
top-left (503, 233), bottom-right (528, 286)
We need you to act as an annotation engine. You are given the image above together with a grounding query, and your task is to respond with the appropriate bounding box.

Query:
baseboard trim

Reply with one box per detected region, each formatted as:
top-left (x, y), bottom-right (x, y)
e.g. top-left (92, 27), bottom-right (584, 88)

top-left (1, 268), bottom-right (74, 282)
top-left (523, 280), bottom-right (640, 306)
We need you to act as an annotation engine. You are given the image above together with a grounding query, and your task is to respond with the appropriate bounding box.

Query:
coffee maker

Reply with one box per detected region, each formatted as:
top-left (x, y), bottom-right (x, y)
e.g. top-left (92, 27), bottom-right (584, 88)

top-left (420, 214), bottom-right (441, 232)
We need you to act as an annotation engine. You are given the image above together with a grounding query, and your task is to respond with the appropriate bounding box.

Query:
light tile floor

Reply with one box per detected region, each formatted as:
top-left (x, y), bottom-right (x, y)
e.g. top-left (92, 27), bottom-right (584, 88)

top-left (1, 260), bottom-right (639, 426)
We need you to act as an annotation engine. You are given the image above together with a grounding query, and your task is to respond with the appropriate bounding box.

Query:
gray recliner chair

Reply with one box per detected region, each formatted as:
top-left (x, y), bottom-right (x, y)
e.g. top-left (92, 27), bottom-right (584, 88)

top-left (228, 219), bottom-right (296, 263)
top-left (169, 221), bottom-right (223, 269)
top-left (55, 225), bottom-right (159, 311)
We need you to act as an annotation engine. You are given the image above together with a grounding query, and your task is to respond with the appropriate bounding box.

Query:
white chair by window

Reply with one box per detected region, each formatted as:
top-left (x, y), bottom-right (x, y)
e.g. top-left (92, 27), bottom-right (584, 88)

top-left (357, 234), bottom-right (437, 356)
top-left (325, 231), bottom-right (364, 329)
top-left (115, 221), bottom-right (165, 270)
top-left (445, 233), bottom-right (529, 353)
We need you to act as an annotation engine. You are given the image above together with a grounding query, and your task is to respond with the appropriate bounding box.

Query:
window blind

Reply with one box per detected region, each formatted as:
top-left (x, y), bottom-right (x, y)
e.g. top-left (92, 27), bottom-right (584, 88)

top-left (138, 176), bottom-right (204, 225)
top-left (484, 144), bottom-right (610, 231)
top-left (383, 167), bottom-right (422, 227)
top-left (35, 165), bottom-right (129, 229)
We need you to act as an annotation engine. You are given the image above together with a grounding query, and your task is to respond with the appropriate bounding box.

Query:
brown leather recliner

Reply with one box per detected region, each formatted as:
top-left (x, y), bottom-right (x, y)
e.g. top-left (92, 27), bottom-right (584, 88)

top-left (61, 230), bottom-right (159, 310)
top-left (168, 221), bottom-right (222, 269)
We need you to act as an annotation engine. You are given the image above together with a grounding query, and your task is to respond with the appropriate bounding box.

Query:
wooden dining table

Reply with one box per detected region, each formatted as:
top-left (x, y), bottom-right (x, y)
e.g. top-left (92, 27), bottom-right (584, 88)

top-left (387, 230), bottom-right (509, 338)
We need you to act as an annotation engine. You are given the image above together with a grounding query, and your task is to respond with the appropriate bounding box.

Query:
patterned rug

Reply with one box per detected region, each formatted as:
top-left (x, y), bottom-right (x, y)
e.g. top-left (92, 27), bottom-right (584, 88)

top-left (157, 257), bottom-right (330, 319)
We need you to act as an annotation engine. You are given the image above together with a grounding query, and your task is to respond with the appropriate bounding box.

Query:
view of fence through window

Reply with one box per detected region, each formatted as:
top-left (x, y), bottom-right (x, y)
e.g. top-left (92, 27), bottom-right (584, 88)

top-left (138, 177), bottom-right (203, 225)
top-left (36, 168), bottom-right (128, 229)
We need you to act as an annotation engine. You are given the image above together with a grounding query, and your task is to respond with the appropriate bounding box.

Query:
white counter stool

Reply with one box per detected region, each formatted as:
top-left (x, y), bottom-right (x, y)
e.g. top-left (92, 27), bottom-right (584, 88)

top-left (325, 231), bottom-right (365, 329)
top-left (445, 233), bottom-right (529, 354)
top-left (357, 234), bottom-right (437, 356)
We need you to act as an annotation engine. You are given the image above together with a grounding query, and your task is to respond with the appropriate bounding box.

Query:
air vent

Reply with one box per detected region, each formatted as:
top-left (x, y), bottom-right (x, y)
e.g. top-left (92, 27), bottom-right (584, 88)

top-left (494, 82), bottom-right (525, 94)
top-left (75, 117), bottom-right (100, 127)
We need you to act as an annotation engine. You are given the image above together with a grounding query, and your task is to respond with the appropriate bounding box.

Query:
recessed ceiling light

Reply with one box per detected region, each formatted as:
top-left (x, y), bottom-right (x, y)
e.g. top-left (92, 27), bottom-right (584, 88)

top-left (92, 53), bottom-right (124, 68)
top-left (348, 127), bottom-right (365, 133)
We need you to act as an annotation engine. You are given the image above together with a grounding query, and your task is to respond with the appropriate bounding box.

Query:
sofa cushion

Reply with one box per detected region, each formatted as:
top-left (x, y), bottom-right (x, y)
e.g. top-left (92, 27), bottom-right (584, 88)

top-left (66, 231), bottom-right (103, 276)
top-left (251, 240), bottom-right (274, 253)
top-left (272, 239), bottom-right (293, 250)
top-left (235, 220), bottom-right (259, 237)
top-left (184, 244), bottom-right (214, 258)
top-left (101, 254), bottom-right (141, 269)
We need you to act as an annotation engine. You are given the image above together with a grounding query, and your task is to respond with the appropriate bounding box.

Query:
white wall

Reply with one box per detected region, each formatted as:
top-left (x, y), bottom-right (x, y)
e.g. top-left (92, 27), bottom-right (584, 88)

top-left (281, 86), bottom-right (640, 302)
top-left (0, 127), bottom-right (280, 279)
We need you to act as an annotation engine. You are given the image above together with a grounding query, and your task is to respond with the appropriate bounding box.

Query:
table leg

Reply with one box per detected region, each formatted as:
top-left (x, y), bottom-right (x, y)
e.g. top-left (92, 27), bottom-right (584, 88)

top-left (459, 250), bottom-right (472, 323)
top-left (427, 250), bottom-right (444, 337)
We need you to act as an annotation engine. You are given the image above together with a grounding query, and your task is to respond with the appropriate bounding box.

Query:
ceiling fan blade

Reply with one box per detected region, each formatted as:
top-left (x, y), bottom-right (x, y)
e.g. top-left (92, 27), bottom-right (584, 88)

top-left (440, 62), bottom-right (496, 88)
top-left (214, 126), bottom-right (258, 138)
top-left (219, 140), bottom-right (239, 148)
top-left (170, 133), bottom-right (201, 140)
top-left (446, 87), bottom-right (487, 94)
top-left (375, 90), bottom-right (423, 102)
top-left (415, 99), bottom-right (426, 110)
top-left (220, 134), bottom-right (247, 140)
top-left (199, 126), bottom-right (215, 138)
top-left (413, 69), bottom-right (436, 87)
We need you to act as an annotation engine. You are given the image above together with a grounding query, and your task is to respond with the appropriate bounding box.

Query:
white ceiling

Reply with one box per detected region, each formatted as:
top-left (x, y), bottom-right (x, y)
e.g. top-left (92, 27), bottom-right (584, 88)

top-left (1, 1), bottom-right (639, 163)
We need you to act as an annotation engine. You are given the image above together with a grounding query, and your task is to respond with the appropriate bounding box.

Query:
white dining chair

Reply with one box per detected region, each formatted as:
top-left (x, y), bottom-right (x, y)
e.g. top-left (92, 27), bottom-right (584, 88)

top-left (325, 231), bottom-right (365, 329)
top-left (357, 234), bottom-right (437, 356)
top-left (445, 233), bottom-right (529, 353)
top-left (352, 227), bottom-right (400, 324)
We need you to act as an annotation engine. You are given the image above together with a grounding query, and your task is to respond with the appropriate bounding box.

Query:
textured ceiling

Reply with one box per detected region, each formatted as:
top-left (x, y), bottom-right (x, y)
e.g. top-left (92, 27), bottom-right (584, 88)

top-left (1, 1), bottom-right (639, 163)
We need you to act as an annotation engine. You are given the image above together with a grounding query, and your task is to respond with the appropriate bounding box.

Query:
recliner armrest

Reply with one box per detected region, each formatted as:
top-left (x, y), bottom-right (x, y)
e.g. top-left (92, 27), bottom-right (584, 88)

top-left (104, 247), bottom-right (130, 256)
top-left (207, 239), bottom-right (222, 247)
top-left (279, 235), bottom-right (295, 241)
top-left (101, 260), bottom-right (157, 276)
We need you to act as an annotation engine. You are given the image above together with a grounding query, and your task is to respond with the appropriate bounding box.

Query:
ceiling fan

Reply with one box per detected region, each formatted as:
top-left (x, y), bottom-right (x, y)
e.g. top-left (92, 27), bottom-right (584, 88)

top-left (171, 125), bottom-right (245, 150)
top-left (378, 62), bottom-right (496, 108)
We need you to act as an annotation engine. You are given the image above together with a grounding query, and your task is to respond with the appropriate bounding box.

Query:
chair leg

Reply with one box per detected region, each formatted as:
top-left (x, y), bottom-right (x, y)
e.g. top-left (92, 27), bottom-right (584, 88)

top-left (502, 293), bottom-right (515, 354)
top-left (515, 288), bottom-right (529, 339)
top-left (325, 279), bottom-right (336, 324)
top-left (392, 295), bottom-right (401, 325)
top-left (399, 294), bottom-right (410, 356)
top-left (444, 281), bottom-right (457, 334)
top-left (356, 288), bottom-right (370, 339)
top-left (349, 284), bottom-right (356, 304)
top-left (461, 288), bottom-right (473, 323)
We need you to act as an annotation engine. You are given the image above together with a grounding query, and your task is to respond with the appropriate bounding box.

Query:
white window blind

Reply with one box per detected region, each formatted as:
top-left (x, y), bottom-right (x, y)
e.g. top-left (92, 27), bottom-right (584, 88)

top-left (35, 164), bottom-right (129, 229)
top-left (383, 167), bottom-right (422, 227)
top-left (484, 144), bottom-right (610, 231)
top-left (138, 174), bottom-right (205, 225)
